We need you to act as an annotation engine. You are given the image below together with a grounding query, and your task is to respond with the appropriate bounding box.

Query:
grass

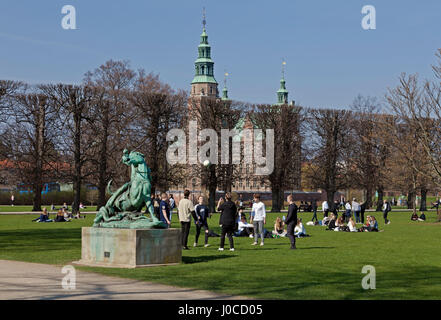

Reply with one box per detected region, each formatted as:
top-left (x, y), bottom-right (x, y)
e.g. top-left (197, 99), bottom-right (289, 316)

top-left (0, 205), bottom-right (97, 213)
top-left (1, 210), bottom-right (441, 299)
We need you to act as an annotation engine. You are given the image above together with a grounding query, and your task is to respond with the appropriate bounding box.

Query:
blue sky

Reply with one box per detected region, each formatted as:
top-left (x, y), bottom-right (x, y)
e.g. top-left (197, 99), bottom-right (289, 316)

top-left (0, 0), bottom-right (440, 108)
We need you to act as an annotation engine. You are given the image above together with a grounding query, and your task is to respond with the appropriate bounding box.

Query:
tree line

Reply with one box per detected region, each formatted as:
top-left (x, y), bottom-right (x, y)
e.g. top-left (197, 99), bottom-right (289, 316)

top-left (0, 50), bottom-right (440, 217)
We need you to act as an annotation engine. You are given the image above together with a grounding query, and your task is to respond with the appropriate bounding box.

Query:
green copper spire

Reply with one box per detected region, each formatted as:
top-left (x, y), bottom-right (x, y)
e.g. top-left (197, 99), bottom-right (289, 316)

top-left (192, 8), bottom-right (217, 85)
top-left (277, 60), bottom-right (289, 105)
top-left (222, 71), bottom-right (229, 100)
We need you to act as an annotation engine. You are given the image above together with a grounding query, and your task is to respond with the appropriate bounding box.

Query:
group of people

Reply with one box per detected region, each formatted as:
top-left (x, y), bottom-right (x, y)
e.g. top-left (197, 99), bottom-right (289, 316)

top-left (174, 191), bottom-right (306, 251)
top-left (320, 198), bottom-right (392, 225)
top-left (320, 213), bottom-right (380, 232)
top-left (32, 204), bottom-right (85, 223)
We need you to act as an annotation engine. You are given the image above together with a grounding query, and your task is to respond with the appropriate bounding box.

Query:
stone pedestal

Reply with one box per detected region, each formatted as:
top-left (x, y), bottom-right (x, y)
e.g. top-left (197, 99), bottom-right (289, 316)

top-left (75, 227), bottom-right (181, 268)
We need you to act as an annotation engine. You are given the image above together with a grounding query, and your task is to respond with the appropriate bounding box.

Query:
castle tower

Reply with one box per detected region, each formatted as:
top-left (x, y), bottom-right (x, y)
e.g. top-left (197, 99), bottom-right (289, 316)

top-left (190, 9), bottom-right (218, 98)
top-left (221, 71), bottom-right (229, 100)
top-left (276, 60), bottom-right (289, 105)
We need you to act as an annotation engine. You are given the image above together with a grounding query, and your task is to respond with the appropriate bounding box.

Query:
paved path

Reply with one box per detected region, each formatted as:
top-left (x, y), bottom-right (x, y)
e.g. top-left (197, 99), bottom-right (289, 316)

top-left (0, 260), bottom-right (248, 300)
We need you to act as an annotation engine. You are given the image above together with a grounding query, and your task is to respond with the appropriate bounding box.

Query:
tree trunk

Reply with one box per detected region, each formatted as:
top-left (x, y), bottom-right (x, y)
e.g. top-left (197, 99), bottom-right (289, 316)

top-left (32, 101), bottom-right (45, 212)
top-left (271, 186), bottom-right (284, 212)
top-left (365, 186), bottom-right (373, 209)
top-left (208, 165), bottom-right (217, 214)
top-left (72, 111), bottom-right (81, 215)
top-left (407, 191), bottom-right (415, 210)
top-left (419, 187), bottom-right (427, 212)
top-left (327, 189), bottom-right (335, 212)
top-left (97, 110), bottom-right (109, 210)
top-left (376, 187), bottom-right (384, 211)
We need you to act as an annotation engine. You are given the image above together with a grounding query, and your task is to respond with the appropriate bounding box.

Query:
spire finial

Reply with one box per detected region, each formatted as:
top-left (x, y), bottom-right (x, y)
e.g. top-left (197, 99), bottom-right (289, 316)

top-left (224, 70), bottom-right (229, 88)
top-left (202, 7), bottom-right (206, 30)
top-left (282, 59), bottom-right (286, 80)
top-left (222, 70), bottom-right (229, 100)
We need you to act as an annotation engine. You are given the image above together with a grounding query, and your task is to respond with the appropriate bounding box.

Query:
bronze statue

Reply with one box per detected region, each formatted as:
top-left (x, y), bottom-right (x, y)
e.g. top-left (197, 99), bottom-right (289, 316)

top-left (93, 149), bottom-right (167, 229)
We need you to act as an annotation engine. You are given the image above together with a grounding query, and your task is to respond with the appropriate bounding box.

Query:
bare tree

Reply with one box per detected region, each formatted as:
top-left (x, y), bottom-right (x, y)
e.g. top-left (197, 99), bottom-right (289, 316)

top-left (304, 108), bottom-right (353, 211)
top-left (83, 60), bottom-right (136, 208)
top-left (129, 71), bottom-right (187, 195)
top-left (6, 90), bottom-right (59, 211)
top-left (250, 103), bottom-right (302, 212)
top-left (350, 95), bottom-right (384, 208)
top-left (41, 84), bottom-right (93, 214)
top-left (188, 97), bottom-right (245, 213)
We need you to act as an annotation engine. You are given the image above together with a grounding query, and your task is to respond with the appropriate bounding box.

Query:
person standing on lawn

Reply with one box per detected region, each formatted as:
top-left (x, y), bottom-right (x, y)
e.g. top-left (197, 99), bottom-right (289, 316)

top-left (194, 195), bottom-right (211, 247)
top-left (352, 198), bottom-right (361, 223)
top-left (217, 193), bottom-right (238, 251)
top-left (159, 193), bottom-right (171, 228)
top-left (250, 193), bottom-right (266, 246)
top-left (285, 194), bottom-right (298, 250)
top-left (311, 200), bottom-right (318, 222)
top-left (322, 200), bottom-right (329, 218)
top-left (382, 199), bottom-right (391, 225)
top-left (178, 190), bottom-right (196, 250)
top-left (344, 201), bottom-right (352, 223)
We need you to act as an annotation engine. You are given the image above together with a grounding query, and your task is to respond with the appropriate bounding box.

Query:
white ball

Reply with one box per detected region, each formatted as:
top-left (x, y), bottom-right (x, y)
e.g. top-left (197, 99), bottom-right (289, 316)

top-left (203, 160), bottom-right (211, 167)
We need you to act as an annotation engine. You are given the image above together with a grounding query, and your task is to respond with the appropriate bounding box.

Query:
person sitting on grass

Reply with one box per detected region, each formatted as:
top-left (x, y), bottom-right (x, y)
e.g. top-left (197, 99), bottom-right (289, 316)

top-left (272, 217), bottom-right (287, 237)
top-left (73, 212), bottom-right (85, 219)
top-left (411, 212), bottom-right (419, 221)
top-left (55, 209), bottom-right (69, 222)
top-left (62, 208), bottom-right (72, 221)
top-left (360, 216), bottom-right (379, 232)
top-left (235, 215), bottom-right (254, 237)
top-left (347, 217), bottom-right (358, 232)
top-left (418, 212), bottom-right (426, 221)
top-left (334, 216), bottom-right (346, 231)
top-left (294, 218), bottom-right (309, 237)
top-left (321, 215), bottom-right (330, 226)
top-left (327, 213), bottom-right (338, 230)
top-left (32, 208), bottom-right (53, 222)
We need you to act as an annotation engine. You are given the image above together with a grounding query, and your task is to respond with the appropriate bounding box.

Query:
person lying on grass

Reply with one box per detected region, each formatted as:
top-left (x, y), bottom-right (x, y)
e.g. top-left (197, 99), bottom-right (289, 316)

top-left (32, 208), bottom-right (53, 222)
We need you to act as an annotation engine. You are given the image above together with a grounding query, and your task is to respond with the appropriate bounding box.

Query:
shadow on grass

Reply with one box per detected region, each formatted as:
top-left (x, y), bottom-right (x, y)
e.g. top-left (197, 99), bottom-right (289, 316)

top-left (0, 228), bottom-right (81, 254)
top-left (182, 255), bottom-right (236, 264)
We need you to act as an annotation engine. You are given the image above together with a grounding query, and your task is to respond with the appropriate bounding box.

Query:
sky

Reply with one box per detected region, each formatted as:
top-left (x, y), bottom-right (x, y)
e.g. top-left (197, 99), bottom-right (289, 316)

top-left (0, 0), bottom-right (440, 108)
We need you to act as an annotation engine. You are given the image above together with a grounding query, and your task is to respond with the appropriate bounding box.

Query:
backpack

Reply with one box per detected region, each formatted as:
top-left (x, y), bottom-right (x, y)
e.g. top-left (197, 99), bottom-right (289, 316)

top-left (387, 202), bottom-right (392, 212)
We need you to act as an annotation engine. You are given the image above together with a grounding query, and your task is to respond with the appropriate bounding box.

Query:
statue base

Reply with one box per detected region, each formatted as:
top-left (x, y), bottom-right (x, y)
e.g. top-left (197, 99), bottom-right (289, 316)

top-left (74, 227), bottom-right (182, 268)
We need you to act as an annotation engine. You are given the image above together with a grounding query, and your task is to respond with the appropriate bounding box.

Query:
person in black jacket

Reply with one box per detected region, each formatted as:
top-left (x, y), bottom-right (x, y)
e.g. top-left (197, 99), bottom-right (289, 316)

top-left (217, 192), bottom-right (238, 251)
top-left (285, 194), bottom-right (298, 250)
top-left (360, 201), bottom-right (367, 224)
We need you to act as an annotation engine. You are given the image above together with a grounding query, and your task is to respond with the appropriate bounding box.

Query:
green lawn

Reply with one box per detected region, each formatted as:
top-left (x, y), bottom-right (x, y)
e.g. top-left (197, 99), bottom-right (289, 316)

top-left (1, 210), bottom-right (441, 299)
top-left (0, 205), bottom-right (97, 213)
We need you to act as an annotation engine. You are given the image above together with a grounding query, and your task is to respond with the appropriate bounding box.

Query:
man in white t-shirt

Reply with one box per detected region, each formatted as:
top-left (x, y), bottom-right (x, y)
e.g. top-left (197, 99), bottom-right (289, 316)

top-left (344, 201), bottom-right (352, 223)
top-left (351, 198), bottom-right (361, 223)
top-left (250, 193), bottom-right (266, 246)
top-left (322, 200), bottom-right (329, 218)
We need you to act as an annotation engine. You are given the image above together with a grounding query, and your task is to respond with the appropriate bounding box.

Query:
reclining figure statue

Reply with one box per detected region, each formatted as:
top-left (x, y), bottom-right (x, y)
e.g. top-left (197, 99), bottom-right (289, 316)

top-left (93, 149), bottom-right (167, 229)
